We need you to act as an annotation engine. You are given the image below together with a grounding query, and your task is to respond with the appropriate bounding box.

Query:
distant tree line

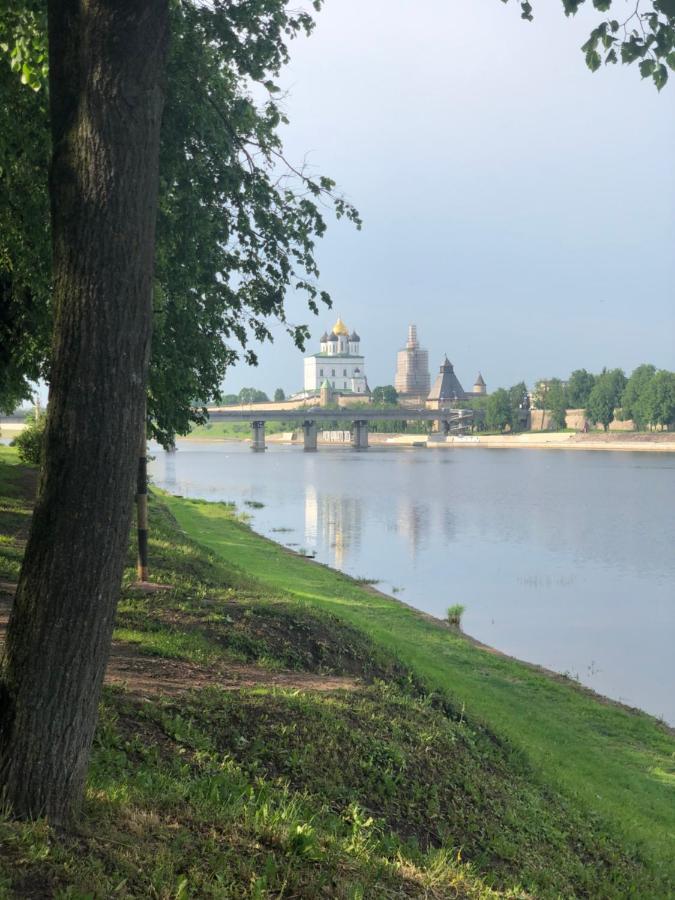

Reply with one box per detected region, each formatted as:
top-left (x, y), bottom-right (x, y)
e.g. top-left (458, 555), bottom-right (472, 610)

top-left (534, 366), bottom-right (675, 432)
top-left (481, 366), bottom-right (675, 434)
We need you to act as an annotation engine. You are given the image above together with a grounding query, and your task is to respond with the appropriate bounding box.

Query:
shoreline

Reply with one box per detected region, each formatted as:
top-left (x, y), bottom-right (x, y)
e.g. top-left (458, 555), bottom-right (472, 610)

top-left (164, 489), bottom-right (675, 875)
top-left (181, 430), bottom-right (675, 452)
top-left (245, 510), bottom-right (674, 731)
top-left (165, 488), bottom-right (675, 735)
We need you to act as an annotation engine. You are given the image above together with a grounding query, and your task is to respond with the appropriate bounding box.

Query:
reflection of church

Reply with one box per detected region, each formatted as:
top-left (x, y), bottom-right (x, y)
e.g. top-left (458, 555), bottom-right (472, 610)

top-left (301, 317), bottom-right (370, 399)
top-left (304, 484), bottom-right (362, 568)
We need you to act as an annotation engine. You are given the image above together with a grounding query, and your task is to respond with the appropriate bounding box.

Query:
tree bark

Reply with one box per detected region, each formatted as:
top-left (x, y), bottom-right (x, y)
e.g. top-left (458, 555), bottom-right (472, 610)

top-left (0, 0), bottom-right (169, 824)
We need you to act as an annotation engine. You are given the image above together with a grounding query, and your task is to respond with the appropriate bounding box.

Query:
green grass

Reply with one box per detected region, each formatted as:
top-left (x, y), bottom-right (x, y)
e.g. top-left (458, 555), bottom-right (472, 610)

top-left (446, 603), bottom-right (466, 626)
top-left (1, 444), bottom-right (674, 897)
top-left (164, 492), bottom-right (675, 887)
top-left (186, 421), bottom-right (290, 440)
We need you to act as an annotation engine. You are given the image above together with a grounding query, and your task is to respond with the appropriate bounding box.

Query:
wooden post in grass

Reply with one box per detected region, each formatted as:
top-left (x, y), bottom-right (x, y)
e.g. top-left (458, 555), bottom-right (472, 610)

top-left (136, 416), bottom-right (149, 582)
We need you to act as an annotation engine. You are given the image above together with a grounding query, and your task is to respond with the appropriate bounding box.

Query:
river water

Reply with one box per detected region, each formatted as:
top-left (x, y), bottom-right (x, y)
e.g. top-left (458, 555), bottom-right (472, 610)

top-left (150, 441), bottom-right (675, 724)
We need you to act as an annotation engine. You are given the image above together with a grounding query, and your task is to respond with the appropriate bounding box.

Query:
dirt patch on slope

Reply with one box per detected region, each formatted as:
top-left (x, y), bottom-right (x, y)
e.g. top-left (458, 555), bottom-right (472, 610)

top-left (0, 588), bottom-right (357, 698)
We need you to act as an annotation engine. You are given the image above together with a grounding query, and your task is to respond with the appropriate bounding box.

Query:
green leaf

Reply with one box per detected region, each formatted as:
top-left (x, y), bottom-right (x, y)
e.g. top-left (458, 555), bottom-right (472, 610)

top-left (639, 59), bottom-right (656, 78)
top-left (586, 49), bottom-right (602, 72)
top-left (654, 0), bottom-right (675, 16)
top-left (654, 63), bottom-right (669, 90)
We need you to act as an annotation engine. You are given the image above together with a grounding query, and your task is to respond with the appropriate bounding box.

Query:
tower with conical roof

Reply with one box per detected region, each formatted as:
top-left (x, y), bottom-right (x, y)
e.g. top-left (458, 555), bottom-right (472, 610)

top-left (472, 372), bottom-right (487, 395)
top-left (426, 356), bottom-right (467, 408)
top-left (394, 324), bottom-right (430, 403)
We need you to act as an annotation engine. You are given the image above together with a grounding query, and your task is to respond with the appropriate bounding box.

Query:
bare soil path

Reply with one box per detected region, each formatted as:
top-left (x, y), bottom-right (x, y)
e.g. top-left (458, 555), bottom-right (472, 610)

top-left (0, 587), bottom-right (358, 699)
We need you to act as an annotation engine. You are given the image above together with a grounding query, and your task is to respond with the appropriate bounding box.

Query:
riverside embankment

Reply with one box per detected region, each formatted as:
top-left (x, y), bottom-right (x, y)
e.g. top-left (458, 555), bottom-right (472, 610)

top-left (1, 444), bottom-right (674, 896)
top-left (271, 430), bottom-right (675, 452)
top-left (165, 493), bottom-right (675, 875)
top-left (183, 420), bottom-right (675, 452)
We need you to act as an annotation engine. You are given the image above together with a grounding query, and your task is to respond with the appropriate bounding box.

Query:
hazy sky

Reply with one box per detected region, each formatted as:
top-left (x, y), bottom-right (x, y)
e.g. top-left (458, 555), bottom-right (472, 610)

top-left (224, 0), bottom-right (675, 396)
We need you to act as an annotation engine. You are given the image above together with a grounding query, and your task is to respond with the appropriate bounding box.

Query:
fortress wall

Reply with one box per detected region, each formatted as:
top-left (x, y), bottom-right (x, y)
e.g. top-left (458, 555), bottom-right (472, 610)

top-left (529, 409), bottom-right (635, 432)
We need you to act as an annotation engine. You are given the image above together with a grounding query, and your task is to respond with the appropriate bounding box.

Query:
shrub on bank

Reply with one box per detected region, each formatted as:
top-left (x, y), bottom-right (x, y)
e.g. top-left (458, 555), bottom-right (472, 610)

top-left (11, 413), bottom-right (46, 466)
top-left (446, 603), bottom-right (465, 627)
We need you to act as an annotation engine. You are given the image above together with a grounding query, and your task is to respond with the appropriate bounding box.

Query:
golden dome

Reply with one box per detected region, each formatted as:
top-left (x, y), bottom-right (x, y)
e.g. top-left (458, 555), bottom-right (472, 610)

top-left (332, 316), bottom-right (349, 336)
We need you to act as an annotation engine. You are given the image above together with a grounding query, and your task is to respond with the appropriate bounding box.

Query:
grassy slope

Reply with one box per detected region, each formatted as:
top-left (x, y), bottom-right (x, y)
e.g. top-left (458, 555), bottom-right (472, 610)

top-left (0, 445), bottom-right (672, 897)
top-left (186, 421), bottom-right (289, 440)
top-left (164, 494), bottom-right (675, 884)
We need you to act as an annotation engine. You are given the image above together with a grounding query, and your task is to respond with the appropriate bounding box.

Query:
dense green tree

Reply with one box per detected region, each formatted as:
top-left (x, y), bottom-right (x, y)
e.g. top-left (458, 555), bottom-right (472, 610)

top-left (238, 387), bottom-right (269, 404)
top-left (0, 2), bottom-right (359, 442)
top-left (1, 0), bottom-right (171, 826)
top-left (0, 0), bottom-right (355, 825)
top-left (274, 388), bottom-right (286, 402)
top-left (486, 388), bottom-right (513, 432)
top-left (547, 380), bottom-right (568, 431)
top-left (372, 385), bottom-right (398, 406)
top-left (586, 368), bottom-right (626, 431)
top-left (647, 370), bottom-right (675, 428)
top-left (533, 378), bottom-right (566, 411)
top-left (508, 382), bottom-right (529, 431)
top-left (566, 369), bottom-right (596, 409)
top-left (620, 364), bottom-right (657, 429)
top-left (0, 49), bottom-right (51, 412)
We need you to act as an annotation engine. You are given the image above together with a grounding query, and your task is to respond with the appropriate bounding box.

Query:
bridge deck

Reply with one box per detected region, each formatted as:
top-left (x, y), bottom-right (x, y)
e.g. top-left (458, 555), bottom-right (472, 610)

top-left (207, 407), bottom-right (472, 423)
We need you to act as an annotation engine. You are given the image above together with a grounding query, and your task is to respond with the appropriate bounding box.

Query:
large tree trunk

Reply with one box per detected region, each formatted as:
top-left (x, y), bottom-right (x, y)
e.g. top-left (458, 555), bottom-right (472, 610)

top-left (0, 0), bottom-right (169, 824)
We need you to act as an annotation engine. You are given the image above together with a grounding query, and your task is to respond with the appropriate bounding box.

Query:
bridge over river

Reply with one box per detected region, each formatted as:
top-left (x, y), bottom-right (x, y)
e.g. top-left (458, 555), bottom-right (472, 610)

top-left (207, 406), bottom-right (474, 451)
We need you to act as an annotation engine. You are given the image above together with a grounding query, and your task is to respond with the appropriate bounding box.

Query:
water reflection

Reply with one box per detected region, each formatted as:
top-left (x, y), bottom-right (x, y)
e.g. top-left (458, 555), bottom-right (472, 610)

top-left (305, 487), bottom-right (363, 568)
top-left (396, 497), bottom-right (429, 559)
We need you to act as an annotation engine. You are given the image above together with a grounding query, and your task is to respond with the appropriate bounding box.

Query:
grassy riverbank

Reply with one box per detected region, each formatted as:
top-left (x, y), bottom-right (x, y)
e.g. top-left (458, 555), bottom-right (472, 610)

top-left (186, 421), bottom-right (289, 440)
top-left (164, 496), bottom-right (675, 877)
top-left (1, 445), bottom-right (673, 897)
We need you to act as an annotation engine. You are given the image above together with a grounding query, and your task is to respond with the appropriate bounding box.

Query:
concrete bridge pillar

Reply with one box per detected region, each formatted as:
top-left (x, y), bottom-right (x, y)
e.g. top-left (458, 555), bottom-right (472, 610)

top-left (251, 420), bottom-right (266, 452)
top-left (351, 419), bottom-right (369, 450)
top-left (302, 420), bottom-right (318, 452)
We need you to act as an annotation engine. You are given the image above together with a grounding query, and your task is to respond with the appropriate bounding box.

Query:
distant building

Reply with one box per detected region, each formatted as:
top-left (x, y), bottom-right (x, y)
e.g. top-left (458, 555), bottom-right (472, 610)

top-left (394, 324), bottom-right (430, 403)
top-left (301, 317), bottom-right (369, 398)
top-left (426, 356), bottom-right (469, 408)
top-left (472, 372), bottom-right (487, 395)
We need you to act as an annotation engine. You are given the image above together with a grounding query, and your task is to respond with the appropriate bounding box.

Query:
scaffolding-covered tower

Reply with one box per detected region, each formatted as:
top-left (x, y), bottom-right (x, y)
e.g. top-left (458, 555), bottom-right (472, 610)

top-left (394, 325), bottom-right (430, 402)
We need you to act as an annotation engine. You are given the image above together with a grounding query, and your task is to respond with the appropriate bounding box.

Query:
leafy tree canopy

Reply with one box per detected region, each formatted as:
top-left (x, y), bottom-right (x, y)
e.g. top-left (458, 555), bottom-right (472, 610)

top-left (372, 385), bottom-right (399, 406)
top-left (274, 388), bottom-right (286, 402)
top-left (486, 388), bottom-right (513, 432)
top-left (532, 378), bottom-right (564, 410)
top-left (648, 370), bottom-right (675, 427)
top-left (0, 0), bottom-right (360, 443)
top-left (586, 367), bottom-right (626, 430)
top-left (505, 0), bottom-right (675, 90)
top-left (546, 380), bottom-right (568, 431)
top-left (620, 364), bottom-right (675, 429)
top-left (238, 387), bottom-right (269, 404)
top-left (566, 369), bottom-right (596, 409)
top-left (620, 364), bottom-right (657, 429)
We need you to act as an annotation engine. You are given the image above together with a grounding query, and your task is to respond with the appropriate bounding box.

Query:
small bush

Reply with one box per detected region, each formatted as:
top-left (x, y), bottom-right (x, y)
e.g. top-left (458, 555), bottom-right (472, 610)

top-left (446, 604), bottom-right (465, 627)
top-left (11, 413), bottom-right (46, 466)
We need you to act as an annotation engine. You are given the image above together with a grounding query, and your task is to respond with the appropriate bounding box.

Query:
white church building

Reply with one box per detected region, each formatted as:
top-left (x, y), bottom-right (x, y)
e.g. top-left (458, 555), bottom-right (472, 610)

top-left (301, 317), bottom-right (369, 398)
